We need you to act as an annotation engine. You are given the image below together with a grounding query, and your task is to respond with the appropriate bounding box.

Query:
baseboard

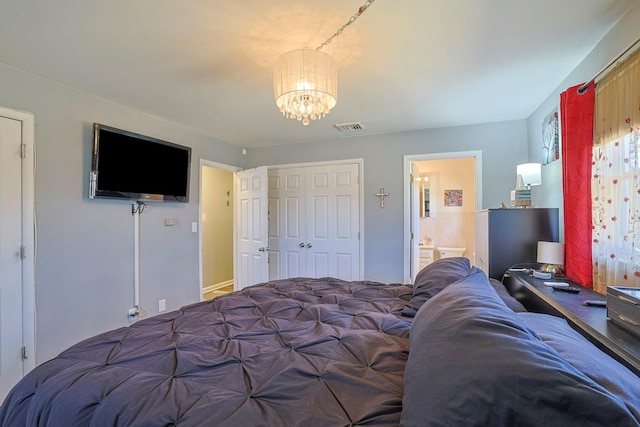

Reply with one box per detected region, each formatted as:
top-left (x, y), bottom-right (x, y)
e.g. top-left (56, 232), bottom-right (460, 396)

top-left (203, 279), bottom-right (233, 294)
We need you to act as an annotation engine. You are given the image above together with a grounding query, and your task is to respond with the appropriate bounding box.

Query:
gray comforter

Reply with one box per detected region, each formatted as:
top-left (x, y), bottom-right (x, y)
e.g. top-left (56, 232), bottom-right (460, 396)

top-left (2, 266), bottom-right (640, 426)
top-left (0, 277), bottom-right (413, 426)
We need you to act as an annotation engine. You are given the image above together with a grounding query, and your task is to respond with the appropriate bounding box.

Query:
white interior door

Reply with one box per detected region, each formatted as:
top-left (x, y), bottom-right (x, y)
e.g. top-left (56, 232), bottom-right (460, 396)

top-left (0, 114), bottom-right (29, 401)
top-left (235, 167), bottom-right (268, 290)
top-left (268, 162), bottom-right (361, 281)
top-left (268, 167), bottom-right (306, 279)
top-left (306, 164), bottom-right (360, 280)
top-left (410, 172), bottom-right (421, 283)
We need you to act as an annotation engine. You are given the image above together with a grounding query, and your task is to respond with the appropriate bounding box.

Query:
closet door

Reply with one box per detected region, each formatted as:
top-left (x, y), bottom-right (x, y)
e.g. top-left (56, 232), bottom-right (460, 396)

top-left (268, 167), bottom-right (306, 279)
top-left (305, 164), bottom-right (360, 280)
top-left (268, 163), bottom-right (360, 281)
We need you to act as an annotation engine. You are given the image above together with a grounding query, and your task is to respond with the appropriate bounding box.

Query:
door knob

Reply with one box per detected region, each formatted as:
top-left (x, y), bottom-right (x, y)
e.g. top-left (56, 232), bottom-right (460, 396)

top-left (258, 247), bottom-right (269, 252)
top-left (299, 243), bottom-right (305, 247)
top-left (306, 243), bottom-right (312, 248)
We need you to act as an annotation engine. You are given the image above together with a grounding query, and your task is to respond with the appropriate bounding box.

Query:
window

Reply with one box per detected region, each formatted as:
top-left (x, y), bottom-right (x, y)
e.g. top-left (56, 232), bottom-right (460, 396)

top-left (592, 48), bottom-right (640, 293)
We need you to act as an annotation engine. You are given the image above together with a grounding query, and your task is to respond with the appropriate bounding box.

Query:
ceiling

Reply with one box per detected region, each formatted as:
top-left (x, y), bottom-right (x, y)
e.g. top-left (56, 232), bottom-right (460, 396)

top-left (0, 0), bottom-right (635, 148)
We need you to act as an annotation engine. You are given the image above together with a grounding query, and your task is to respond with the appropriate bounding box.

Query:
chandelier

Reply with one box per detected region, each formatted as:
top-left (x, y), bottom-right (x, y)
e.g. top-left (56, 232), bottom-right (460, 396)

top-left (273, 0), bottom-right (376, 126)
top-left (274, 49), bottom-right (337, 126)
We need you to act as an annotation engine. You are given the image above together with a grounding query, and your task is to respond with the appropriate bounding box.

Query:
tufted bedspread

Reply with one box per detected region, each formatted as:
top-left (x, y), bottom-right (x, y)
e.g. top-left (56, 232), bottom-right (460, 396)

top-left (0, 277), bottom-right (413, 426)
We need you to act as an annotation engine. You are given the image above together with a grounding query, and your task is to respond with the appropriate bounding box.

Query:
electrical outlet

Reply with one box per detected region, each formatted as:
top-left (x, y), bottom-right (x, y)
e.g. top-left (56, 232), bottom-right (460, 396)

top-left (159, 299), bottom-right (166, 312)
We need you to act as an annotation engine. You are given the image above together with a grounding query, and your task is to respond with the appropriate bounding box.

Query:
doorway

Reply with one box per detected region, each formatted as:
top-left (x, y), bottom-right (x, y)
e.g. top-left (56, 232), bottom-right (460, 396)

top-left (199, 161), bottom-right (239, 300)
top-left (0, 107), bottom-right (36, 402)
top-left (403, 151), bottom-right (483, 283)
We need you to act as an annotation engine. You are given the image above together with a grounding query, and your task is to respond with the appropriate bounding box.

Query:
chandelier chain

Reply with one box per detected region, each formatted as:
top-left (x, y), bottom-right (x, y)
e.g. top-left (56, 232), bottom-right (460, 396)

top-left (315, 0), bottom-right (376, 51)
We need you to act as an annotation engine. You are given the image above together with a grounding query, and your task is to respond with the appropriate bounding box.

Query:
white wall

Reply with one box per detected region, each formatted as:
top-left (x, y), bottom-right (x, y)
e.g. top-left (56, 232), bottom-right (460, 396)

top-left (245, 120), bottom-right (528, 283)
top-left (0, 63), bottom-right (245, 363)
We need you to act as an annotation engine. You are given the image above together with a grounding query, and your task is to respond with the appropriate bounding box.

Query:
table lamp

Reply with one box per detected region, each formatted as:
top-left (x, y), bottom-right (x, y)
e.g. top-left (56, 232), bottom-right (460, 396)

top-left (537, 241), bottom-right (565, 274)
top-left (510, 163), bottom-right (541, 208)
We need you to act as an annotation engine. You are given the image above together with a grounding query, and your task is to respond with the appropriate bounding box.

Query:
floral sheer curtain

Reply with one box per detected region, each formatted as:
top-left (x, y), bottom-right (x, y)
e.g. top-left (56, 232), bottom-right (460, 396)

top-left (592, 48), bottom-right (640, 294)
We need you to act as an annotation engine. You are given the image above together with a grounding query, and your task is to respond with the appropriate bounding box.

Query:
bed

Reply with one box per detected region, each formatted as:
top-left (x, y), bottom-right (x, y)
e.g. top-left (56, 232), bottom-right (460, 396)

top-left (2, 257), bottom-right (640, 426)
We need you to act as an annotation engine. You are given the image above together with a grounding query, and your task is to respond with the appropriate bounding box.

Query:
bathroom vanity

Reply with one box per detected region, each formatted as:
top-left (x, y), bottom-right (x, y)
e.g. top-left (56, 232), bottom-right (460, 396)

top-left (419, 245), bottom-right (434, 270)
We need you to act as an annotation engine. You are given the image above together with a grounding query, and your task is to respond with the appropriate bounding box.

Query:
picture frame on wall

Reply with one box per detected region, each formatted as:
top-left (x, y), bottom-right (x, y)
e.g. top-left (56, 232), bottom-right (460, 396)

top-left (542, 109), bottom-right (559, 165)
top-left (444, 189), bottom-right (462, 207)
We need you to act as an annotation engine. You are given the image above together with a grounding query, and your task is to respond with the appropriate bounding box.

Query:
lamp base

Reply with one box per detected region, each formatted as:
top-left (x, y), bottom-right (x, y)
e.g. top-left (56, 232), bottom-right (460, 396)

top-left (540, 264), bottom-right (562, 275)
top-left (510, 189), bottom-right (531, 208)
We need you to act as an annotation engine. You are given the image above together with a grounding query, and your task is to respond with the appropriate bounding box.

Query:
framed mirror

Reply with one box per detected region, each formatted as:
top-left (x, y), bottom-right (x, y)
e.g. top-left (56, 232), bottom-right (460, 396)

top-left (420, 182), bottom-right (430, 217)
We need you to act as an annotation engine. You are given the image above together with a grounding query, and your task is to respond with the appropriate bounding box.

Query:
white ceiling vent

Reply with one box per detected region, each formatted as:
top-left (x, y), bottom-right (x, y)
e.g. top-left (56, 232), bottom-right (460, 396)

top-left (334, 122), bottom-right (365, 132)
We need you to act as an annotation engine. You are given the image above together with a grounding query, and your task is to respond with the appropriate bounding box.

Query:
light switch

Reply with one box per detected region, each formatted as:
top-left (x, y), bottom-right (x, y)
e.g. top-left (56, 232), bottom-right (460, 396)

top-left (164, 218), bottom-right (177, 226)
top-left (191, 222), bottom-right (198, 233)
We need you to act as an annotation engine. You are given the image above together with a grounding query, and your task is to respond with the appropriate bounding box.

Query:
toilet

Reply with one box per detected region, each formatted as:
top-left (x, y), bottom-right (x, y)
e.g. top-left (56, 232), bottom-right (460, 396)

top-left (437, 247), bottom-right (466, 259)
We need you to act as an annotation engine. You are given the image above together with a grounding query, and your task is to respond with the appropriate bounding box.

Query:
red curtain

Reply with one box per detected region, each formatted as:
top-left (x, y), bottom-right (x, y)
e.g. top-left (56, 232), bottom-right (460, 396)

top-left (560, 83), bottom-right (594, 287)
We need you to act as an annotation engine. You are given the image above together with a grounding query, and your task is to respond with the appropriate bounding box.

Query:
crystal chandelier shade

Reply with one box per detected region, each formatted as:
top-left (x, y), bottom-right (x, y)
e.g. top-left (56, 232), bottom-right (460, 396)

top-left (273, 49), bottom-right (337, 126)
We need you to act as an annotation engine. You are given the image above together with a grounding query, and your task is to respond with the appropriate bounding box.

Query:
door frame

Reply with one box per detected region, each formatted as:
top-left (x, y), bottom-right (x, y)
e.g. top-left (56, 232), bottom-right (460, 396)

top-left (402, 151), bottom-right (482, 283)
top-left (0, 106), bottom-right (36, 372)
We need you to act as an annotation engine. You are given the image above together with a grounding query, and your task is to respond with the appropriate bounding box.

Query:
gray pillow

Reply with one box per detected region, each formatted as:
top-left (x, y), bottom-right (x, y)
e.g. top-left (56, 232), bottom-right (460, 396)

top-left (518, 312), bottom-right (640, 422)
top-left (489, 278), bottom-right (527, 312)
top-left (401, 257), bottom-right (470, 317)
top-left (400, 267), bottom-right (639, 427)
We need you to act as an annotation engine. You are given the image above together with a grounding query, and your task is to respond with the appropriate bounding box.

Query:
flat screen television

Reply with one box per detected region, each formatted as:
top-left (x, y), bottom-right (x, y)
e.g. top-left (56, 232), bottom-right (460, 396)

top-left (90, 123), bottom-right (192, 203)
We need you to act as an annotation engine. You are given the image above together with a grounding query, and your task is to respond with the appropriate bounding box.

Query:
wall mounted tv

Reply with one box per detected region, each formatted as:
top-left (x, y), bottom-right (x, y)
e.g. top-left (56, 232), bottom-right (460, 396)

top-left (90, 123), bottom-right (192, 203)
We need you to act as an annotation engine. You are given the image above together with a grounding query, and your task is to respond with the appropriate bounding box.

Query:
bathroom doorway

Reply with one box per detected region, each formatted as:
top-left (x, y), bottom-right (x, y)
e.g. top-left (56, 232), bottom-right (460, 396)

top-left (403, 151), bottom-right (482, 283)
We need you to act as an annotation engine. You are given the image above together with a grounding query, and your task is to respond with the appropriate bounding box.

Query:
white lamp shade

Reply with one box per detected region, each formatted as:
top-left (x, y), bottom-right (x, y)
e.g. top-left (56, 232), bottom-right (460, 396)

top-left (537, 241), bottom-right (565, 265)
top-left (273, 49), bottom-right (337, 125)
top-left (516, 163), bottom-right (542, 187)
